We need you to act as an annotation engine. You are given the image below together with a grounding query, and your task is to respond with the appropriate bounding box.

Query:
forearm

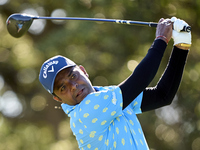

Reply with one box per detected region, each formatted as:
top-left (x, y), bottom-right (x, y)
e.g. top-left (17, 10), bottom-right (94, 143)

top-left (119, 39), bottom-right (167, 109)
top-left (141, 46), bottom-right (189, 112)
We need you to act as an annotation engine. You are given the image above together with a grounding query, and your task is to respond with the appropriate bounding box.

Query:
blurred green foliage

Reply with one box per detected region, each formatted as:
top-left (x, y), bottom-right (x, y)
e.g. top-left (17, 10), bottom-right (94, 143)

top-left (0, 0), bottom-right (200, 150)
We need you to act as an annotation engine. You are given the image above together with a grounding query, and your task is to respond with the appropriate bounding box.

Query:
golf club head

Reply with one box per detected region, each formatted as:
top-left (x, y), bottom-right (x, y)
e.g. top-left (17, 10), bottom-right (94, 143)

top-left (6, 13), bottom-right (34, 38)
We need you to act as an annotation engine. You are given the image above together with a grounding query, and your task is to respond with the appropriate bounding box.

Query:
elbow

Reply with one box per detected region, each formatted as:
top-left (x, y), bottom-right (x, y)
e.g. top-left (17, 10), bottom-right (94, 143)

top-left (162, 95), bottom-right (176, 106)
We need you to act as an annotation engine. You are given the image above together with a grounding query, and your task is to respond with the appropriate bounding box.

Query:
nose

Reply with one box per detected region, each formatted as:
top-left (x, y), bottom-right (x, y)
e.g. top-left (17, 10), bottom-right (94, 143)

top-left (70, 81), bottom-right (78, 91)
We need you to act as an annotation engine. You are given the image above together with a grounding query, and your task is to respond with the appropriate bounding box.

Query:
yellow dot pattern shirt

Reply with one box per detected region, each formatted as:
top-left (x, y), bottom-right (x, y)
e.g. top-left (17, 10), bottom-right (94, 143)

top-left (61, 86), bottom-right (149, 150)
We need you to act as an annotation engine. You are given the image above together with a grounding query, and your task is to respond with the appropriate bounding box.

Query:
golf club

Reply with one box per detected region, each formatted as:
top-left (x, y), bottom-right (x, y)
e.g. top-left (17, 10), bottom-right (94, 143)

top-left (6, 13), bottom-right (191, 38)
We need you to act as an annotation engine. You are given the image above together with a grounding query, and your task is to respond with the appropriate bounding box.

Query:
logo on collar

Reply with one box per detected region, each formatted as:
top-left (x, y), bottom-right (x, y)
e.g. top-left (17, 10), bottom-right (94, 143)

top-left (43, 60), bottom-right (59, 78)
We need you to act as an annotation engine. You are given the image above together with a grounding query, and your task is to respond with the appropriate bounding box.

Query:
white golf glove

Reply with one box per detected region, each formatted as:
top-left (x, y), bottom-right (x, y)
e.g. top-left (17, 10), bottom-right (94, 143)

top-left (171, 17), bottom-right (192, 48)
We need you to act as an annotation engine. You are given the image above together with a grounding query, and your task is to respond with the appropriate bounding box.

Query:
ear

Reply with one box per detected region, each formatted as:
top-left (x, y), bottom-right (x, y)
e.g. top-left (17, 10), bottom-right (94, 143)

top-left (79, 65), bottom-right (89, 77)
top-left (53, 95), bottom-right (63, 103)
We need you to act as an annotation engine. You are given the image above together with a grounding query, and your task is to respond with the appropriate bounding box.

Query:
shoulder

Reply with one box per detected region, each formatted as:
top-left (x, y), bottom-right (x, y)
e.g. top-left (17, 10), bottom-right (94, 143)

top-left (84, 85), bottom-right (122, 101)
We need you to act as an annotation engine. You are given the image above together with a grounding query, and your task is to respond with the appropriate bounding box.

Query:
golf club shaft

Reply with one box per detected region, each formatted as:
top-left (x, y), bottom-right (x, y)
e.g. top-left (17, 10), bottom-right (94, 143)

top-left (33, 16), bottom-right (158, 27)
top-left (33, 16), bottom-right (191, 32)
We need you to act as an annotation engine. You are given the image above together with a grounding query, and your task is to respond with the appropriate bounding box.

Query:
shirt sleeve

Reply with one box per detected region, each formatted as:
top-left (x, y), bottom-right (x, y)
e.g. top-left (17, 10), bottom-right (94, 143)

top-left (141, 46), bottom-right (189, 112)
top-left (127, 91), bottom-right (143, 114)
top-left (119, 39), bottom-right (167, 110)
top-left (78, 86), bottom-right (123, 132)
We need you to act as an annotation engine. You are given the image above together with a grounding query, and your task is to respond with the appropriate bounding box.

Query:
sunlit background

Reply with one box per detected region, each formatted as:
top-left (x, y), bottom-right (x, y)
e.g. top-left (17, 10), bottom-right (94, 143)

top-left (0, 0), bottom-right (200, 150)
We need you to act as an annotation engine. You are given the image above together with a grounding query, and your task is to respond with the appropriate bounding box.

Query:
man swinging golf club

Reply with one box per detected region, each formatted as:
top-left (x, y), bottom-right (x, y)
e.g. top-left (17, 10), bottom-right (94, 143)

top-left (39, 17), bottom-right (191, 150)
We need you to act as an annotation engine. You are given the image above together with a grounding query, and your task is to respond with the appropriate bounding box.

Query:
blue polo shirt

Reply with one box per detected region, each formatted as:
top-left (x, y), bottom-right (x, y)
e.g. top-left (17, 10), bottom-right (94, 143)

top-left (61, 86), bottom-right (149, 150)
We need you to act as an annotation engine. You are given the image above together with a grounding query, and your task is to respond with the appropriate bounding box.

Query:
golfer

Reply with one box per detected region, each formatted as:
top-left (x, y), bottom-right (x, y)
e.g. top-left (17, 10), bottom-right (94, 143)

top-left (39, 17), bottom-right (191, 150)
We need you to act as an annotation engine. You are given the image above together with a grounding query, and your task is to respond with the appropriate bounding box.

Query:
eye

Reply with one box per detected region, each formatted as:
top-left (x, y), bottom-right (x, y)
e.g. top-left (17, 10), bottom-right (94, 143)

top-left (71, 73), bottom-right (77, 79)
top-left (61, 85), bottom-right (66, 92)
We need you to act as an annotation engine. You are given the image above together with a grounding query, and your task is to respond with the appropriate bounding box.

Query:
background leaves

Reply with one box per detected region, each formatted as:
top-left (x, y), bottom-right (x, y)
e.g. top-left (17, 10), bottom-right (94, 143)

top-left (0, 0), bottom-right (200, 150)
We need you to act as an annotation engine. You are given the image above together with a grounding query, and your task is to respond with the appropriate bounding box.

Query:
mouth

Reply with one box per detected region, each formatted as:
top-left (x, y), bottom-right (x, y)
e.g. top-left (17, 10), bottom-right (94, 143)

top-left (76, 88), bottom-right (84, 98)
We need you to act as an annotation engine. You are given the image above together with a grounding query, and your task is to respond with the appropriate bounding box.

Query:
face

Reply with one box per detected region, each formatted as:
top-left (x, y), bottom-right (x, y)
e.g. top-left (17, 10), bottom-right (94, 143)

top-left (53, 65), bottom-right (95, 105)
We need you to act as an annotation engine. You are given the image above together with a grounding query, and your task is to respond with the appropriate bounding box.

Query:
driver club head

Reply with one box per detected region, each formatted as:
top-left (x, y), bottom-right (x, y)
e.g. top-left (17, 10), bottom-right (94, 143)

top-left (6, 13), bottom-right (34, 38)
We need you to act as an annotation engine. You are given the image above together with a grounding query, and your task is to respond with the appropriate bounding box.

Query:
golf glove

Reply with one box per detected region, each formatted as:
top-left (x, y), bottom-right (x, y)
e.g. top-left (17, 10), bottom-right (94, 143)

top-left (171, 17), bottom-right (191, 47)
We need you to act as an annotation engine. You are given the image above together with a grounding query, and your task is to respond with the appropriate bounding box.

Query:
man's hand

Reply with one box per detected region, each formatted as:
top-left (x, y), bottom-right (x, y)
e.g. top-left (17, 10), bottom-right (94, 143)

top-left (156, 18), bottom-right (173, 44)
top-left (171, 17), bottom-right (192, 50)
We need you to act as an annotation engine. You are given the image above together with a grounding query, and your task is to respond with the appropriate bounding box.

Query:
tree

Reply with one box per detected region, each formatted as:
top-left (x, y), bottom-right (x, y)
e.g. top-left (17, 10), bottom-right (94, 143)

top-left (0, 0), bottom-right (200, 149)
